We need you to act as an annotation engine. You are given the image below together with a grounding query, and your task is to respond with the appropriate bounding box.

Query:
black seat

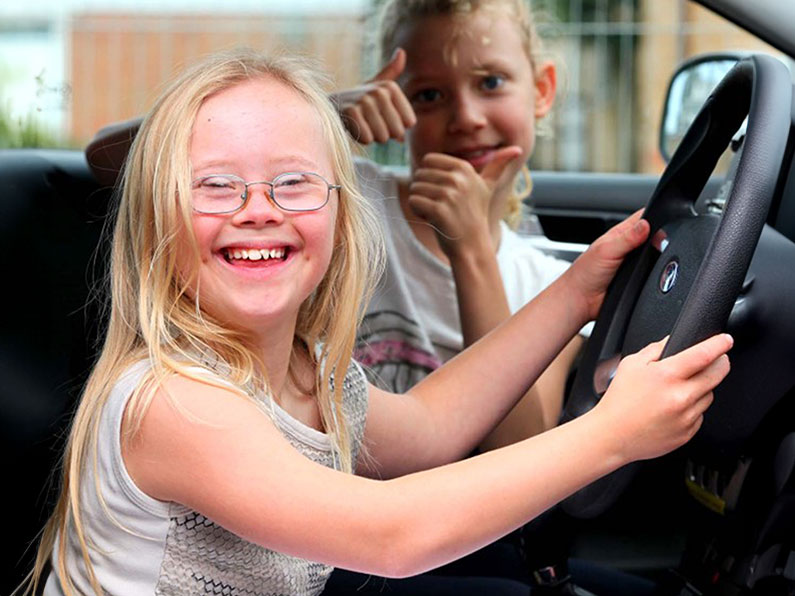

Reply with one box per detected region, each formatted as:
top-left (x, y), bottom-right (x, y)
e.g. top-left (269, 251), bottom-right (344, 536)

top-left (1, 149), bottom-right (111, 593)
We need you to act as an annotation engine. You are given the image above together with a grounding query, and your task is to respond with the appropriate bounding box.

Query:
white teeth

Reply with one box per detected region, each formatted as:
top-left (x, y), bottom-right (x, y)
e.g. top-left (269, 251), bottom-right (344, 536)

top-left (225, 247), bottom-right (286, 261)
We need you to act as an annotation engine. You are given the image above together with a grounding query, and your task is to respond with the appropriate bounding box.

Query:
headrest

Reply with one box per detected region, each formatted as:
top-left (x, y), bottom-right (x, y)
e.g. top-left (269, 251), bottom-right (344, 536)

top-left (85, 117), bottom-right (142, 187)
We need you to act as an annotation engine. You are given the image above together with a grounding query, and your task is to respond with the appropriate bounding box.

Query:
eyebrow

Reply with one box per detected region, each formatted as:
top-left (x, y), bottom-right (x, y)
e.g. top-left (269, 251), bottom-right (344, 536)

top-left (269, 155), bottom-right (324, 171)
top-left (192, 155), bottom-right (324, 175)
top-left (402, 57), bottom-right (515, 87)
top-left (470, 57), bottom-right (514, 74)
top-left (401, 72), bottom-right (444, 90)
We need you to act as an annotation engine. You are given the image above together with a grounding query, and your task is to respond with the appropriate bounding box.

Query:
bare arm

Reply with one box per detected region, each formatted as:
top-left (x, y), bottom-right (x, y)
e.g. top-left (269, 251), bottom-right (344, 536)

top-left (356, 213), bottom-right (654, 477)
top-left (479, 334), bottom-right (584, 451)
top-left (408, 149), bottom-right (579, 451)
top-left (126, 324), bottom-right (730, 578)
top-left (445, 233), bottom-right (576, 451)
top-left (359, 267), bottom-right (586, 476)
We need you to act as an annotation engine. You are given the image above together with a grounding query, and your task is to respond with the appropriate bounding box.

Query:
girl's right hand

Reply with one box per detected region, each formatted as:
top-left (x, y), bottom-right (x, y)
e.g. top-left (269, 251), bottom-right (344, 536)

top-left (407, 148), bottom-right (522, 257)
top-left (595, 333), bottom-right (732, 464)
top-left (332, 48), bottom-right (416, 144)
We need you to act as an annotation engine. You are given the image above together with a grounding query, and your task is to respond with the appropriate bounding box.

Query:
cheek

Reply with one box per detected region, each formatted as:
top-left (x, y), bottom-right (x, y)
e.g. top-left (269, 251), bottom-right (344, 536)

top-left (498, 103), bottom-right (536, 157)
top-left (187, 215), bottom-right (227, 269)
top-left (306, 204), bottom-right (338, 268)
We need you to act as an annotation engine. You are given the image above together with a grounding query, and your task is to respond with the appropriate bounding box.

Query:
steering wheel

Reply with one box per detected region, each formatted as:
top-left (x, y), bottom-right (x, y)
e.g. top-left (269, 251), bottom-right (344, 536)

top-left (560, 54), bottom-right (792, 519)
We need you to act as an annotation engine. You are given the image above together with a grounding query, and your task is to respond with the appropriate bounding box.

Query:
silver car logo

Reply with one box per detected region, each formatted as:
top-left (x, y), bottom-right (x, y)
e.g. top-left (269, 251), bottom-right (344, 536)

top-left (660, 259), bottom-right (679, 293)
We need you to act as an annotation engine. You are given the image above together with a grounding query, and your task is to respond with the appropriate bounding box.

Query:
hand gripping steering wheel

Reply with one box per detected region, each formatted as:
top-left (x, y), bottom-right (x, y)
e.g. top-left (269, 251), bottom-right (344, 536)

top-left (560, 54), bottom-right (792, 518)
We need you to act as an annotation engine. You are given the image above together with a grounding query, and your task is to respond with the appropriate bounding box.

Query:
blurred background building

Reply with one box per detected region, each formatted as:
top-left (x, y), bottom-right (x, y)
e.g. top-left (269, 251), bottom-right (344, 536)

top-left (0, 0), bottom-right (784, 174)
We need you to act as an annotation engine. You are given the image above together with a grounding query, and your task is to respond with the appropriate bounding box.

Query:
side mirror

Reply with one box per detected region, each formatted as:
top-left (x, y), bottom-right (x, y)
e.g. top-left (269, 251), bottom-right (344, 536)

top-left (659, 53), bottom-right (744, 162)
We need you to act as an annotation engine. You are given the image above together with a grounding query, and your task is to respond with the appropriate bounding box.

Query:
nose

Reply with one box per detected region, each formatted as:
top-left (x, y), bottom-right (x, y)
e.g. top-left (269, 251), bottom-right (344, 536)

top-left (448, 91), bottom-right (487, 134)
top-left (231, 183), bottom-right (284, 226)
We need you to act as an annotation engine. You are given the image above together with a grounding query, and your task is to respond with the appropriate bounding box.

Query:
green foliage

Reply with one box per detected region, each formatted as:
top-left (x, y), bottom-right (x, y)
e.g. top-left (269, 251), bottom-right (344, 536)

top-left (0, 103), bottom-right (71, 148)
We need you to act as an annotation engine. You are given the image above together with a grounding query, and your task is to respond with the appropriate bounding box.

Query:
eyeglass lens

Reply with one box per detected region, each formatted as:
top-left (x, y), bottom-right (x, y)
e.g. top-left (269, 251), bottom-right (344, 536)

top-left (191, 172), bottom-right (332, 213)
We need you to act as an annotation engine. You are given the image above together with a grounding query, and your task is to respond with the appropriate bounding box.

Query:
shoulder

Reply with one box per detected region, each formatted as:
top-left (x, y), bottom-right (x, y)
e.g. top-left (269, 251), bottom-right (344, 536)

top-left (132, 369), bottom-right (251, 431)
top-left (353, 157), bottom-right (407, 197)
top-left (122, 368), bottom-right (270, 501)
top-left (103, 359), bottom-right (153, 428)
top-left (353, 156), bottom-right (383, 181)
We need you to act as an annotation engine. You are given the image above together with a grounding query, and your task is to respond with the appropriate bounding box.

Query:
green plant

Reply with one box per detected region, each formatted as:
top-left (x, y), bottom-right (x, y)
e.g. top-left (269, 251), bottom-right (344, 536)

top-left (0, 103), bottom-right (71, 148)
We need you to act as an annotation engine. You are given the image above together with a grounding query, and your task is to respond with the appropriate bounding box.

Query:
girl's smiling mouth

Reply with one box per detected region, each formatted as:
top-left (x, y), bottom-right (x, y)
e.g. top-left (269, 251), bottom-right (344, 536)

top-left (221, 246), bottom-right (291, 264)
top-left (449, 145), bottom-right (502, 169)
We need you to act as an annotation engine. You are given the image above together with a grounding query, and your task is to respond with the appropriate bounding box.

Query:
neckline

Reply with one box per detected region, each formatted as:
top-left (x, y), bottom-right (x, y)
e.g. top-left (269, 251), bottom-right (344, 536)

top-left (190, 350), bottom-right (333, 449)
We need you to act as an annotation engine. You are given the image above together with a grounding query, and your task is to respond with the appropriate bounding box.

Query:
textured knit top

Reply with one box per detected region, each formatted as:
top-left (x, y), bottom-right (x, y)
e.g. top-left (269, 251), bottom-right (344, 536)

top-left (45, 355), bottom-right (369, 596)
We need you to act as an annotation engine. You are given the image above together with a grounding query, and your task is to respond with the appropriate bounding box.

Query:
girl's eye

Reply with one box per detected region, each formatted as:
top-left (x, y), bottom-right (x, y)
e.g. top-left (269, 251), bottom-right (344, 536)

top-left (411, 88), bottom-right (442, 105)
top-left (205, 179), bottom-right (234, 189)
top-left (196, 176), bottom-right (237, 191)
top-left (481, 75), bottom-right (505, 91)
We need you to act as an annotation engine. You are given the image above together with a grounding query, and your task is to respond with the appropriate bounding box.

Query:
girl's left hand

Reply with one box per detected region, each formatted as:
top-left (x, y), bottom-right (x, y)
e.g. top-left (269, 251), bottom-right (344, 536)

top-left (564, 210), bottom-right (650, 321)
top-left (407, 147), bottom-right (522, 258)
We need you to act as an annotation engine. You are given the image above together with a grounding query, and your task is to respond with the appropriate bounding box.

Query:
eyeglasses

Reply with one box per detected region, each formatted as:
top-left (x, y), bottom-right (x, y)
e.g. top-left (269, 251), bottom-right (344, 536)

top-left (190, 171), bottom-right (341, 214)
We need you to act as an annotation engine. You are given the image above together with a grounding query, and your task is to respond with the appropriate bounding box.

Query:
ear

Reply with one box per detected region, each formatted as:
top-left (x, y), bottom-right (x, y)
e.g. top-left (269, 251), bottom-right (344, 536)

top-left (533, 61), bottom-right (557, 119)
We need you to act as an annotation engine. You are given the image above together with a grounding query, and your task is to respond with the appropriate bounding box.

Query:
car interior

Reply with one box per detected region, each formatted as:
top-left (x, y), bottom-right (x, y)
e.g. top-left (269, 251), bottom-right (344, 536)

top-left (4, 2), bottom-right (795, 595)
top-left (531, 53), bottom-right (795, 596)
top-left (3, 148), bottom-right (113, 594)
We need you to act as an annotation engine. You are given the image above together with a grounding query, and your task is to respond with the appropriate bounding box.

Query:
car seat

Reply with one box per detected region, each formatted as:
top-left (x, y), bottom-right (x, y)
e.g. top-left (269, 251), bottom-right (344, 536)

top-left (1, 149), bottom-right (111, 593)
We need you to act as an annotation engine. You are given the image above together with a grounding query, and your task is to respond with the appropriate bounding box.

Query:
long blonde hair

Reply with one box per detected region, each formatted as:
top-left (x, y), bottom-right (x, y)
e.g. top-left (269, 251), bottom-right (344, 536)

top-left (377, 0), bottom-right (546, 227)
top-left (26, 48), bottom-right (383, 595)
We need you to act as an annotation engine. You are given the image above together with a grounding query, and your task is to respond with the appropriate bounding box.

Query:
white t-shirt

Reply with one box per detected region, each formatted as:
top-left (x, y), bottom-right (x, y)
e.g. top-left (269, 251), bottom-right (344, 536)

top-left (354, 159), bottom-right (578, 393)
top-left (45, 357), bottom-right (369, 595)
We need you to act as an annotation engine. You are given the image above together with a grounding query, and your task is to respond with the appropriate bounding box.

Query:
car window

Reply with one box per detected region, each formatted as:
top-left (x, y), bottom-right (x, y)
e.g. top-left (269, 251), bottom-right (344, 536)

top-left (0, 0), bottom-right (788, 175)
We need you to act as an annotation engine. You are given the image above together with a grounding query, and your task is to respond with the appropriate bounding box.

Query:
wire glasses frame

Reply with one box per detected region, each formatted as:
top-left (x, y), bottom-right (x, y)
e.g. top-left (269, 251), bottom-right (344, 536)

top-left (190, 171), bottom-right (341, 214)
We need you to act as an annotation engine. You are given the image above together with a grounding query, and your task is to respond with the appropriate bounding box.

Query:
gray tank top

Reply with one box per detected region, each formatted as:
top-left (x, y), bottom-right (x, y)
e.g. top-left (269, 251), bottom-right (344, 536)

top-left (45, 356), bottom-right (369, 596)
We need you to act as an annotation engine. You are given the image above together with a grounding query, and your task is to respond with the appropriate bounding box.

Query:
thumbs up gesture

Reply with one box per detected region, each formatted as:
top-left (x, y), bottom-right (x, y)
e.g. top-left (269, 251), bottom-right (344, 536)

top-left (333, 48), bottom-right (416, 144)
top-left (407, 146), bottom-right (524, 257)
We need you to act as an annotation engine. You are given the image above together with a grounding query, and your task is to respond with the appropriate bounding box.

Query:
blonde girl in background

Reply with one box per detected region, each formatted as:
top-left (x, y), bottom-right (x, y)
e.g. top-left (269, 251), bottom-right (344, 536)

top-left (340, 0), bottom-right (581, 456)
top-left (329, 1), bottom-right (655, 591)
top-left (25, 47), bottom-right (731, 596)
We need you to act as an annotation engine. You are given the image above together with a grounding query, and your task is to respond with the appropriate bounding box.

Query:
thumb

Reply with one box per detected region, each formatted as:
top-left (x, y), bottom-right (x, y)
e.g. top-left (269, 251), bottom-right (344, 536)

top-left (372, 47), bottom-right (406, 82)
top-left (480, 145), bottom-right (523, 184)
top-left (595, 210), bottom-right (650, 262)
top-left (615, 209), bottom-right (650, 250)
top-left (636, 335), bottom-right (669, 364)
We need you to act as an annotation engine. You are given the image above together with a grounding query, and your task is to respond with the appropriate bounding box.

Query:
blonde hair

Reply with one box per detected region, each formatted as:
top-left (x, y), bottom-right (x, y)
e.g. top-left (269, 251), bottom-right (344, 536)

top-left (25, 48), bottom-right (383, 595)
top-left (377, 0), bottom-right (546, 227)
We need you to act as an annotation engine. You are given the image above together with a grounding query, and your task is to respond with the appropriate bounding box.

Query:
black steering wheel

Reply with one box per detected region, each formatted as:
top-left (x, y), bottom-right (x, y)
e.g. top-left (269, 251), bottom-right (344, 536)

top-left (560, 54), bottom-right (792, 519)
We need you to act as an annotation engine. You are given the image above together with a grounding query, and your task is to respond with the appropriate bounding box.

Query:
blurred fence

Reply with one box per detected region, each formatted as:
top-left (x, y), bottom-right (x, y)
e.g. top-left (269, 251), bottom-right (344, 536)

top-left (531, 0), bottom-right (780, 174)
top-left (0, 0), bottom-right (782, 172)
